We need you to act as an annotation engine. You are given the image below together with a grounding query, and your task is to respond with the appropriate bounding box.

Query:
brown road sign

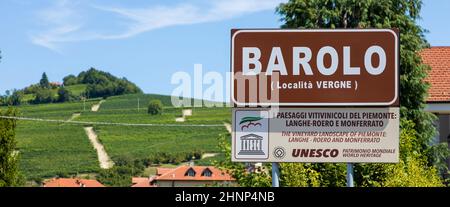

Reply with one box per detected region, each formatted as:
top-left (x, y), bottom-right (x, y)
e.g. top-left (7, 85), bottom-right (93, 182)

top-left (231, 29), bottom-right (399, 106)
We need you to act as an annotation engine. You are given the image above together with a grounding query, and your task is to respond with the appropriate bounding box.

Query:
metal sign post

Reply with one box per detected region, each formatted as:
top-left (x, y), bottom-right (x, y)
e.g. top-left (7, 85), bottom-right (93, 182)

top-left (272, 163), bottom-right (280, 187)
top-left (346, 163), bottom-right (354, 187)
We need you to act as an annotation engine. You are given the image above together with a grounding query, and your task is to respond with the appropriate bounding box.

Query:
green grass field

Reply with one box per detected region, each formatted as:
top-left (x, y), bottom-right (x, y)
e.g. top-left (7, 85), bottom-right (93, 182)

top-left (66, 84), bottom-right (87, 97)
top-left (16, 121), bottom-right (100, 179)
top-left (94, 125), bottom-right (225, 160)
top-left (17, 100), bottom-right (98, 119)
top-left (7, 100), bottom-right (100, 180)
top-left (5, 93), bottom-right (231, 181)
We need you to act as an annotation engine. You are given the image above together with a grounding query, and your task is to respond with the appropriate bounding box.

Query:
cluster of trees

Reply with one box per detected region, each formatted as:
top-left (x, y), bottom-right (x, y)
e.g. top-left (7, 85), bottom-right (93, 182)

top-left (1, 68), bottom-right (142, 106)
top-left (143, 151), bottom-right (203, 165)
top-left (63, 68), bottom-right (142, 99)
top-left (0, 90), bottom-right (22, 106)
top-left (1, 72), bottom-right (76, 106)
top-left (216, 0), bottom-right (449, 187)
top-left (25, 73), bottom-right (74, 105)
top-left (96, 151), bottom-right (203, 187)
top-left (97, 156), bottom-right (146, 187)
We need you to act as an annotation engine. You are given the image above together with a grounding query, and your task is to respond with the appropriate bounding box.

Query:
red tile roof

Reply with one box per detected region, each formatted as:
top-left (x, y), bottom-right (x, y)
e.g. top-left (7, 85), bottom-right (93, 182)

top-left (43, 178), bottom-right (105, 187)
top-left (422, 47), bottom-right (450, 102)
top-left (131, 177), bottom-right (156, 187)
top-left (156, 167), bottom-right (173, 176)
top-left (155, 166), bottom-right (235, 181)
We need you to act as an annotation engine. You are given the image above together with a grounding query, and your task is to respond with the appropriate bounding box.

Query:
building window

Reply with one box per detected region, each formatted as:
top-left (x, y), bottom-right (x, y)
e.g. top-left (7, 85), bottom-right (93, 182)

top-left (185, 168), bottom-right (196, 177)
top-left (202, 168), bottom-right (212, 177)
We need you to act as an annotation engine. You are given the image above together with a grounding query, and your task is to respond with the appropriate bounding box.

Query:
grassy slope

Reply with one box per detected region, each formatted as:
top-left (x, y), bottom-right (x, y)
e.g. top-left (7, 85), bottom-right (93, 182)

top-left (76, 94), bottom-right (230, 160)
top-left (17, 122), bottom-right (100, 179)
top-left (6, 93), bottom-right (230, 180)
top-left (66, 84), bottom-right (87, 96)
top-left (20, 84), bottom-right (87, 103)
top-left (13, 100), bottom-right (100, 179)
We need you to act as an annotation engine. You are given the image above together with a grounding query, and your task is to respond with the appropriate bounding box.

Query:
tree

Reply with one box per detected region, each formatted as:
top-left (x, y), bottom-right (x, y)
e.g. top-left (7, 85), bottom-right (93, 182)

top-left (33, 88), bottom-right (53, 104)
top-left (0, 108), bottom-right (23, 186)
top-left (273, 0), bottom-right (447, 186)
top-left (79, 68), bottom-right (142, 99)
top-left (39, 72), bottom-right (50, 89)
top-left (97, 156), bottom-right (145, 187)
top-left (62, 75), bottom-right (78, 86)
top-left (148, 99), bottom-right (163, 115)
top-left (8, 90), bottom-right (22, 106)
top-left (57, 87), bottom-right (71, 103)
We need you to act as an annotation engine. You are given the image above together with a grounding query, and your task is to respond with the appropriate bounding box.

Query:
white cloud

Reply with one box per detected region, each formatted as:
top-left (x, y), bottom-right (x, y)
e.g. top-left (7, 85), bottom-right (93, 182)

top-left (31, 24), bottom-right (81, 52)
top-left (30, 0), bottom-right (285, 51)
top-left (30, 0), bottom-right (83, 52)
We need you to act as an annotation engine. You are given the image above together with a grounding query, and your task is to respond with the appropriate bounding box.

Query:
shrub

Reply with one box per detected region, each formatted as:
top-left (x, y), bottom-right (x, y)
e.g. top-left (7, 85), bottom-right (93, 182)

top-left (148, 99), bottom-right (163, 115)
top-left (32, 88), bottom-right (53, 104)
top-left (62, 75), bottom-right (78, 86)
top-left (57, 87), bottom-right (72, 103)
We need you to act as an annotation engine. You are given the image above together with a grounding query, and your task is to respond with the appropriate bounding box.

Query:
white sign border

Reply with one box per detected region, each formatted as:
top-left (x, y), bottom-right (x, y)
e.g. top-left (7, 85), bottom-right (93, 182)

top-left (231, 107), bottom-right (400, 163)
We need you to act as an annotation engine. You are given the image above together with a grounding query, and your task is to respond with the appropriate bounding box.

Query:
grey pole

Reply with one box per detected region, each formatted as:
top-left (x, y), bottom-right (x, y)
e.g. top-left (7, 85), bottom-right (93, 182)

top-left (272, 163), bottom-right (280, 187)
top-left (346, 163), bottom-right (354, 187)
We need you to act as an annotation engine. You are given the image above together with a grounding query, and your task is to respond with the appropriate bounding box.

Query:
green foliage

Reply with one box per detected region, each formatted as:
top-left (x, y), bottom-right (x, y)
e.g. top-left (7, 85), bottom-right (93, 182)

top-left (39, 72), bottom-right (50, 89)
top-left (0, 108), bottom-right (24, 186)
top-left (148, 99), bottom-right (163, 115)
top-left (385, 120), bottom-right (444, 186)
top-left (63, 75), bottom-right (78, 86)
top-left (57, 87), bottom-right (72, 103)
top-left (97, 156), bottom-right (145, 187)
top-left (32, 88), bottom-right (54, 104)
top-left (23, 84), bottom-right (41, 95)
top-left (355, 120), bottom-right (444, 186)
top-left (71, 68), bottom-right (142, 98)
top-left (8, 90), bottom-right (22, 106)
top-left (0, 90), bottom-right (22, 106)
top-left (11, 68), bottom-right (142, 106)
top-left (97, 167), bottom-right (132, 187)
top-left (275, 0), bottom-right (446, 186)
top-left (145, 150), bottom-right (203, 165)
top-left (280, 163), bottom-right (321, 187)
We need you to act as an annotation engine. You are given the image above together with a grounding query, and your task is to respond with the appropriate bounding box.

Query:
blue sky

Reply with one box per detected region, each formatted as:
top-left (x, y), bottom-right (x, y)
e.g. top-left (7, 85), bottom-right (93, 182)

top-left (0, 0), bottom-right (449, 99)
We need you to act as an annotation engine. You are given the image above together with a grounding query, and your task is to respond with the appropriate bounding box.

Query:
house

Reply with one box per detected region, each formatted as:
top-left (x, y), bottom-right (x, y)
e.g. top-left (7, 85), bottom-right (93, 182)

top-left (422, 46), bottom-right (450, 168)
top-left (43, 178), bottom-right (105, 187)
top-left (132, 165), bottom-right (235, 187)
top-left (49, 82), bottom-right (62, 87)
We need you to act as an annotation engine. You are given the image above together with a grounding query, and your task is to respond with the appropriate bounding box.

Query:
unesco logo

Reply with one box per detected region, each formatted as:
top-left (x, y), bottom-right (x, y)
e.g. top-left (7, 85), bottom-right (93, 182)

top-left (273, 147), bottom-right (286, 159)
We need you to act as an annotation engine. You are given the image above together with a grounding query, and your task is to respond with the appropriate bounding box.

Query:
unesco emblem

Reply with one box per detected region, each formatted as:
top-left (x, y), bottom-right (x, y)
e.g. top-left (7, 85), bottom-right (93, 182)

top-left (273, 147), bottom-right (286, 159)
